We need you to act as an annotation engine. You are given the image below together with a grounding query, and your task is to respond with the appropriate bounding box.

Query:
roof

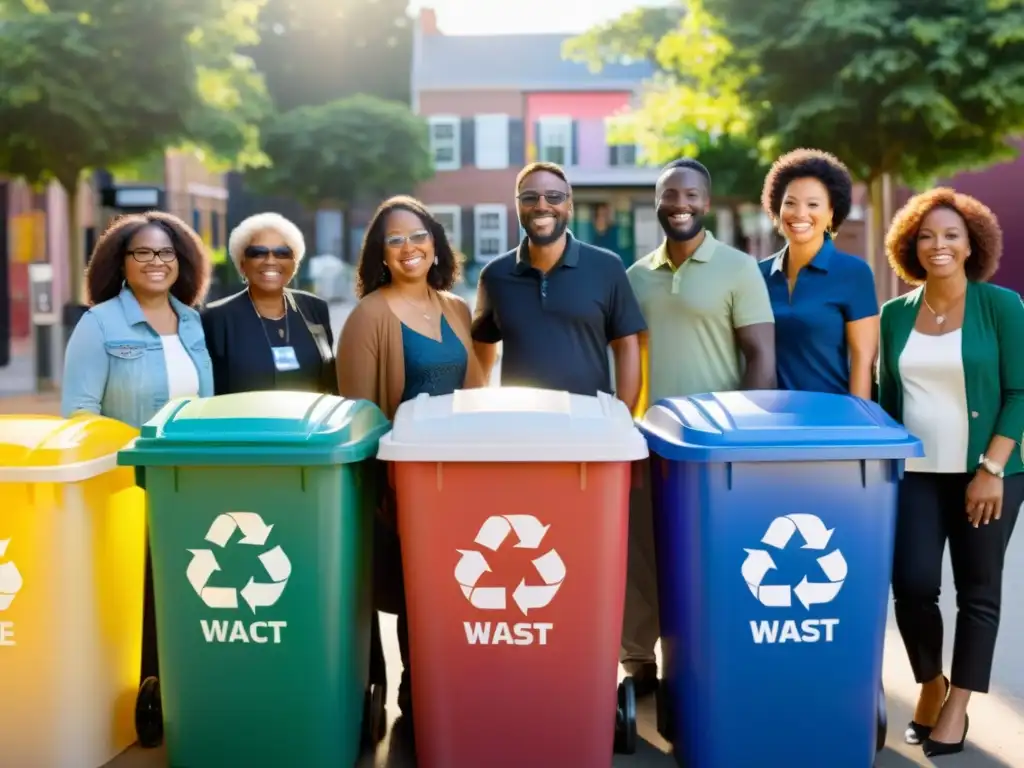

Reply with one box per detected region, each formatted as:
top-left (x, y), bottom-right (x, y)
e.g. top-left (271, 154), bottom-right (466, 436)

top-left (414, 32), bottom-right (655, 92)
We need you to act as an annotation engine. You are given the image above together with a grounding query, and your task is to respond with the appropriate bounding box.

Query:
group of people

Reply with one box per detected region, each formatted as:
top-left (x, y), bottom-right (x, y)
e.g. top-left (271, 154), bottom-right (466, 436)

top-left (60, 149), bottom-right (1024, 759)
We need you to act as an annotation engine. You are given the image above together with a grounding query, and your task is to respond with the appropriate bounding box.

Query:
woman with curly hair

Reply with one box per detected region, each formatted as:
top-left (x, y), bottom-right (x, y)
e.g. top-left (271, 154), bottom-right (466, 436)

top-left (201, 212), bottom-right (337, 395)
top-left (61, 211), bottom-right (213, 427)
top-left (758, 148), bottom-right (879, 398)
top-left (337, 195), bottom-right (485, 721)
top-left (879, 188), bottom-right (1024, 756)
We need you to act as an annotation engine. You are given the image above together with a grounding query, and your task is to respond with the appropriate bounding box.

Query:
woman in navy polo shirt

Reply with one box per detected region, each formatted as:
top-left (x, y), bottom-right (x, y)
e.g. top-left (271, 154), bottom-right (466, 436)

top-left (758, 149), bottom-right (879, 397)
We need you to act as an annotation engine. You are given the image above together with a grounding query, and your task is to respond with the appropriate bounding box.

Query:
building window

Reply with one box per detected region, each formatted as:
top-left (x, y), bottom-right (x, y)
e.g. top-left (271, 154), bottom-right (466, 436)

top-left (474, 114), bottom-right (509, 170)
top-left (609, 144), bottom-right (638, 167)
top-left (430, 205), bottom-right (462, 251)
top-left (538, 117), bottom-right (572, 166)
top-left (474, 204), bottom-right (507, 262)
top-left (428, 116), bottom-right (460, 171)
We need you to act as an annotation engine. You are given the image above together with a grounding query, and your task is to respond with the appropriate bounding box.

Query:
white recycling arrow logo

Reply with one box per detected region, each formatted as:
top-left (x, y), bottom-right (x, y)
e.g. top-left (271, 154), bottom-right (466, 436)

top-left (186, 512), bottom-right (292, 613)
top-left (455, 514), bottom-right (566, 616)
top-left (0, 539), bottom-right (23, 612)
top-left (742, 513), bottom-right (847, 610)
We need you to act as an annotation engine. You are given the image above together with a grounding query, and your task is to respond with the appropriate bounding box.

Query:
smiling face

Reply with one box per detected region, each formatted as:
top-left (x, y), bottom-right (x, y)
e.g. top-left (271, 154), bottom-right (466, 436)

top-left (516, 170), bottom-right (572, 246)
top-left (240, 228), bottom-right (296, 294)
top-left (123, 224), bottom-right (179, 298)
top-left (383, 208), bottom-right (434, 286)
top-left (779, 177), bottom-right (832, 246)
top-left (916, 205), bottom-right (970, 280)
top-left (656, 168), bottom-right (709, 242)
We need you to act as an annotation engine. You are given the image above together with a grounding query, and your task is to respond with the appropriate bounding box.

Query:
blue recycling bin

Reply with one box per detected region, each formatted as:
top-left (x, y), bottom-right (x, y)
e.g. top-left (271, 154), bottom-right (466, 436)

top-left (639, 390), bottom-right (923, 768)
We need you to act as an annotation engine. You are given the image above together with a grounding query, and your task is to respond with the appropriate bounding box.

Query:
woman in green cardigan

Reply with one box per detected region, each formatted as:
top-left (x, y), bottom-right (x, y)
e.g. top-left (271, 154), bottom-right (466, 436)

top-left (879, 188), bottom-right (1024, 757)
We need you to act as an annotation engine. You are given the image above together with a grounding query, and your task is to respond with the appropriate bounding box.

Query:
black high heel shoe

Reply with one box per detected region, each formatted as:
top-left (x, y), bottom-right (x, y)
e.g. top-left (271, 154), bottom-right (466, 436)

top-left (905, 676), bottom-right (950, 745)
top-left (922, 713), bottom-right (969, 757)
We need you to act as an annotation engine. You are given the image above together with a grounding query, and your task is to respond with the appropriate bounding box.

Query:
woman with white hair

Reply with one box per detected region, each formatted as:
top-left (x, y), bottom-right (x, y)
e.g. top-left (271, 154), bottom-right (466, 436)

top-left (201, 212), bottom-right (337, 394)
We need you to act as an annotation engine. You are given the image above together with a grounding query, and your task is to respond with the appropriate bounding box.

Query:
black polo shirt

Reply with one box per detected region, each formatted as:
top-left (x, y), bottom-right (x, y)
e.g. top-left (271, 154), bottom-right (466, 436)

top-left (472, 233), bottom-right (647, 396)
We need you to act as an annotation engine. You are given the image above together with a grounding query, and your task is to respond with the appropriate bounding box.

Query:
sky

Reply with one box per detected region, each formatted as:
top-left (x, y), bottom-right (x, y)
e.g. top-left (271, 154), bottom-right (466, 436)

top-left (407, 0), bottom-right (670, 35)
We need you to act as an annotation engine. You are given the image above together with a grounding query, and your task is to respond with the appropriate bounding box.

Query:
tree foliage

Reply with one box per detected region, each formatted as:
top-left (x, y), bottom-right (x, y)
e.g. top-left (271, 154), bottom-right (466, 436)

top-left (562, 5), bottom-right (685, 73)
top-left (249, 94), bottom-right (433, 209)
top-left (250, 0), bottom-right (412, 110)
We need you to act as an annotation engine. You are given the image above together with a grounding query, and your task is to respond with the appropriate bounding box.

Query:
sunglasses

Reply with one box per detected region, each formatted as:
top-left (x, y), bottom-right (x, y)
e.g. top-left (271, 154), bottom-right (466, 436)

top-left (385, 230), bottom-right (431, 249)
top-left (516, 190), bottom-right (569, 207)
top-left (244, 245), bottom-right (294, 260)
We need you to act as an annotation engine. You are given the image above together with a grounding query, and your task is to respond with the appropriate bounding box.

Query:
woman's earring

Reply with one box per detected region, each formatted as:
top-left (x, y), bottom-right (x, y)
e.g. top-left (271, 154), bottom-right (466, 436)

top-left (434, 255), bottom-right (439, 265)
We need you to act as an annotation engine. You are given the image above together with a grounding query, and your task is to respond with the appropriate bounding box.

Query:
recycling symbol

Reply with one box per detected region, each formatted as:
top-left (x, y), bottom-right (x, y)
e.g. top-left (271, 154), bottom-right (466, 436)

top-left (455, 515), bottom-right (566, 616)
top-left (742, 513), bottom-right (848, 610)
top-left (0, 539), bottom-right (23, 612)
top-left (186, 512), bottom-right (292, 613)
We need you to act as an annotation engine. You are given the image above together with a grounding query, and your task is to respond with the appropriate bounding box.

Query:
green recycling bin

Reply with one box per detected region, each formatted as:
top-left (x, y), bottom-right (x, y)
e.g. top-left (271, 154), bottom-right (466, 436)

top-left (117, 391), bottom-right (390, 768)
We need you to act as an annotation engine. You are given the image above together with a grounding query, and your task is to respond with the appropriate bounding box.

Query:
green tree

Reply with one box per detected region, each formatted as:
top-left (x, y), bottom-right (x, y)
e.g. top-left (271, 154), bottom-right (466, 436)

top-left (0, 0), bottom-right (270, 303)
top-left (250, 0), bottom-right (412, 110)
top-left (562, 5), bottom-right (685, 72)
top-left (249, 95), bottom-right (433, 212)
top-left (697, 0), bottom-right (1024, 260)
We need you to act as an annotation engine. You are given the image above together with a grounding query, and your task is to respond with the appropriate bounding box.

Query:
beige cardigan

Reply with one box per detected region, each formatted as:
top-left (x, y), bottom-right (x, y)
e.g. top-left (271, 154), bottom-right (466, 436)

top-left (336, 288), bottom-right (485, 420)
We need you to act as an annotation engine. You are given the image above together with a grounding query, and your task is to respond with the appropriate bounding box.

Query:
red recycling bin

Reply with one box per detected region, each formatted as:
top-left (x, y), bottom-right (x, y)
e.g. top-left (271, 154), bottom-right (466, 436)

top-left (377, 388), bottom-right (649, 767)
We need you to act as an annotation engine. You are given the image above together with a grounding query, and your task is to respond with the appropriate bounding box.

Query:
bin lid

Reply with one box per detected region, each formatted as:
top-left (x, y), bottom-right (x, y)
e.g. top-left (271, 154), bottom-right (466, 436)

top-left (0, 414), bottom-right (138, 483)
top-left (117, 392), bottom-right (390, 467)
top-left (376, 387), bottom-right (649, 463)
top-left (639, 390), bottom-right (924, 463)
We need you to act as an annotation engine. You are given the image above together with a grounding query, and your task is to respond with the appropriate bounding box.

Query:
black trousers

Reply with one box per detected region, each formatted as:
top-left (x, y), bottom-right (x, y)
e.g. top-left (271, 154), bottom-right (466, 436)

top-left (369, 512), bottom-right (410, 697)
top-left (892, 471), bottom-right (1024, 693)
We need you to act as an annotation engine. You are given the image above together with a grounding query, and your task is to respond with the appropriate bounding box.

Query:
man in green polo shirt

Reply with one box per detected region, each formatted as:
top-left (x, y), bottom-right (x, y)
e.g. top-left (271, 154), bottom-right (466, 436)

top-left (621, 158), bottom-right (776, 694)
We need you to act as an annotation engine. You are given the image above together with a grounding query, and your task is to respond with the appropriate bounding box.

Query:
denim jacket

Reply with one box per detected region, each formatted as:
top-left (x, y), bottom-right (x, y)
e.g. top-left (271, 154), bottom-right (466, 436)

top-left (61, 288), bottom-right (214, 428)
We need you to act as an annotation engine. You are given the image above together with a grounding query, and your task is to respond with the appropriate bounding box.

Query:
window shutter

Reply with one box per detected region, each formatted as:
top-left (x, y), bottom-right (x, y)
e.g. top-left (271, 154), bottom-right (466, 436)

top-left (509, 119), bottom-right (526, 166)
top-left (462, 206), bottom-right (475, 260)
top-left (460, 118), bottom-right (475, 167)
top-left (533, 121), bottom-right (542, 162)
top-left (571, 120), bottom-right (579, 166)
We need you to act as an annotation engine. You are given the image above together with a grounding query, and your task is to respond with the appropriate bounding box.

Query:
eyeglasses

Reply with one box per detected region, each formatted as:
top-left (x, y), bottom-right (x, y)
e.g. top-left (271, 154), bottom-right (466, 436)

top-left (128, 248), bottom-right (177, 263)
top-left (385, 230), bottom-right (431, 249)
top-left (517, 191), bottom-right (569, 207)
top-left (244, 245), bottom-right (294, 260)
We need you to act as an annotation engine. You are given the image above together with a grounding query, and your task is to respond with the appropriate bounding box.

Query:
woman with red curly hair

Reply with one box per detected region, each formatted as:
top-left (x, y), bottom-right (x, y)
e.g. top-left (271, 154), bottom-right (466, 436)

top-left (879, 188), bottom-right (1024, 757)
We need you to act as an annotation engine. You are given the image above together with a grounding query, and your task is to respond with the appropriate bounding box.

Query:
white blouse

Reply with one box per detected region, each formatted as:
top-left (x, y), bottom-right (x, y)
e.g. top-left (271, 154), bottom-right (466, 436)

top-left (161, 335), bottom-right (200, 401)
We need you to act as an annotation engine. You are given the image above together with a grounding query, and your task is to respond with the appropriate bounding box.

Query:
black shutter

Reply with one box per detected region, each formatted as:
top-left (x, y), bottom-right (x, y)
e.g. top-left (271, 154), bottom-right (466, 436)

top-left (509, 118), bottom-right (526, 166)
top-left (570, 120), bottom-right (579, 166)
top-left (461, 206), bottom-right (475, 260)
top-left (460, 118), bottom-right (475, 168)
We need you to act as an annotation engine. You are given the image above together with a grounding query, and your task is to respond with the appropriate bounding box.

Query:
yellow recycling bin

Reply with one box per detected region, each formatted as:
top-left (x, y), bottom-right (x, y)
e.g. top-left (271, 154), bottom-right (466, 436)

top-left (0, 413), bottom-right (147, 768)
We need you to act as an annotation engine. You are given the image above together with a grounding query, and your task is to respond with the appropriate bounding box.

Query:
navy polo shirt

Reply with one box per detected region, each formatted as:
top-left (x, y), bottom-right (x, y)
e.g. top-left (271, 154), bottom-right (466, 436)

top-left (759, 237), bottom-right (879, 394)
top-left (471, 233), bottom-right (647, 396)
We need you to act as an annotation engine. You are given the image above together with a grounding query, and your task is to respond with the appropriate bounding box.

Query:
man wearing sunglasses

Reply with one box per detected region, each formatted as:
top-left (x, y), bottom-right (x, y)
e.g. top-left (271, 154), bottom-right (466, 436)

top-left (471, 161), bottom-right (647, 411)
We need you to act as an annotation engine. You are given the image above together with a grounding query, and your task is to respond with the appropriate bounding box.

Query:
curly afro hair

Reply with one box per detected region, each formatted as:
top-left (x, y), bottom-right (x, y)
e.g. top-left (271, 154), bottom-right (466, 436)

top-left (761, 148), bottom-right (854, 231)
top-left (884, 187), bottom-right (1002, 286)
top-left (355, 195), bottom-right (461, 299)
top-left (86, 211), bottom-right (211, 307)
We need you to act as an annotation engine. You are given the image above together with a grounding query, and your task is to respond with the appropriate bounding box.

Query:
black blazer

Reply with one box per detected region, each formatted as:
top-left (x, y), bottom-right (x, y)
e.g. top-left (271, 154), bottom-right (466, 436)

top-left (200, 288), bottom-right (338, 396)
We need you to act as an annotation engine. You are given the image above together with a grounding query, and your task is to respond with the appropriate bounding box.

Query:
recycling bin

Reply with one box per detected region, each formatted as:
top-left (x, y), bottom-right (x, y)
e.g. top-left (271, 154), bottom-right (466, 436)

top-left (0, 413), bottom-right (147, 768)
top-left (116, 391), bottom-right (390, 768)
top-left (376, 387), bottom-right (649, 768)
top-left (639, 390), bottom-right (923, 768)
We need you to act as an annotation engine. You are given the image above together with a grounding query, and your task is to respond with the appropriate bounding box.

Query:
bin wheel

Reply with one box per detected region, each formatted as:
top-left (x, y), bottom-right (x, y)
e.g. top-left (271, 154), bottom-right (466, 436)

top-left (362, 683), bottom-right (387, 746)
top-left (876, 682), bottom-right (888, 753)
top-left (614, 677), bottom-right (638, 755)
top-left (135, 676), bottom-right (164, 749)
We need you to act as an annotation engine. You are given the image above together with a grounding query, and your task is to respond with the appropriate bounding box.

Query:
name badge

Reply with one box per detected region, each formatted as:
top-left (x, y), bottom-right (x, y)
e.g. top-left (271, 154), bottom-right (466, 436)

top-left (272, 346), bottom-right (300, 372)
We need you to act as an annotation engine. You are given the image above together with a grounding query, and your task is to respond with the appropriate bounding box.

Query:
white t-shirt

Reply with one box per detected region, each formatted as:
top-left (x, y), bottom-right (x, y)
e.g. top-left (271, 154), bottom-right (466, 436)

top-left (161, 335), bottom-right (200, 400)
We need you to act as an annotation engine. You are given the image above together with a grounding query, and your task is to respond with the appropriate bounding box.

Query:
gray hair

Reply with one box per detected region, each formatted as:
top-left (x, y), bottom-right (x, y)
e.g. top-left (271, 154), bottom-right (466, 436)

top-left (227, 212), bottom-right (306, 276)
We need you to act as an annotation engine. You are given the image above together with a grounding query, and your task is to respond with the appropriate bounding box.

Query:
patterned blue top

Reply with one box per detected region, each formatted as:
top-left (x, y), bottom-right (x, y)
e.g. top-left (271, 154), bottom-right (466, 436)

top-left (400, 315), bottom-right (468, 402)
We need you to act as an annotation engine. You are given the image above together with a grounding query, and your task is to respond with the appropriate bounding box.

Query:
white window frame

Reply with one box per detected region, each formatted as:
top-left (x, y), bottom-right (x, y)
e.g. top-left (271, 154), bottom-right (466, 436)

top-left (538, 116), bottom-right (573, 167)
top-left (428, 115), bottom-right (460, 171)
top-left (473, 204), bottom-right (508, 262)
top-left (474, 114), bottom-right (510, 170)
top-left (429, 204), bottom-right (462, 251)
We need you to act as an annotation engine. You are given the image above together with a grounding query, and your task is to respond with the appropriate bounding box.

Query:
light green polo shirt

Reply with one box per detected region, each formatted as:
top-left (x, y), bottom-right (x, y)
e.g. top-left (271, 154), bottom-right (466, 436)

top-left (626, 231), bottom-right (774, 404)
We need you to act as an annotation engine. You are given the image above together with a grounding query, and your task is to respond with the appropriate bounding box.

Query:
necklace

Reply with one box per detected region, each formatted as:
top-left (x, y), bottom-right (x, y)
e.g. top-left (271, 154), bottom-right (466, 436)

top-left (399, 290), bottom-right (433, 321)
top-left (922, 288), bottom-right (965, 326)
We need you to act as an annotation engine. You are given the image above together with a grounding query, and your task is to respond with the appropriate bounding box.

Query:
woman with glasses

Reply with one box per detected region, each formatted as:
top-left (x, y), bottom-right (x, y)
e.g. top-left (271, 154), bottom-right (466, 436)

top-left (62, 211), bottom-right (214, 425)
top-left (201, 212), bottom-right (337, 395)
top-left (337, 195), bottom-right (485, 722)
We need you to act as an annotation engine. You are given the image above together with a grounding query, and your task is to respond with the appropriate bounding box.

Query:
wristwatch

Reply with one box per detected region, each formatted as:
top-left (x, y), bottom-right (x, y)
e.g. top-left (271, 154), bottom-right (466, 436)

top-left (978, 454), bottom-right (1005, 478)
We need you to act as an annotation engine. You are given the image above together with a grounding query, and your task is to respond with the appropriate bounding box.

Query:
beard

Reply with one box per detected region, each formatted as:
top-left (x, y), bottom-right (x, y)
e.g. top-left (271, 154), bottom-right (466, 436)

top-left (658, 209), bottom-right (705, 242)
top-left (522, 213), bottom-right (569, 246)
